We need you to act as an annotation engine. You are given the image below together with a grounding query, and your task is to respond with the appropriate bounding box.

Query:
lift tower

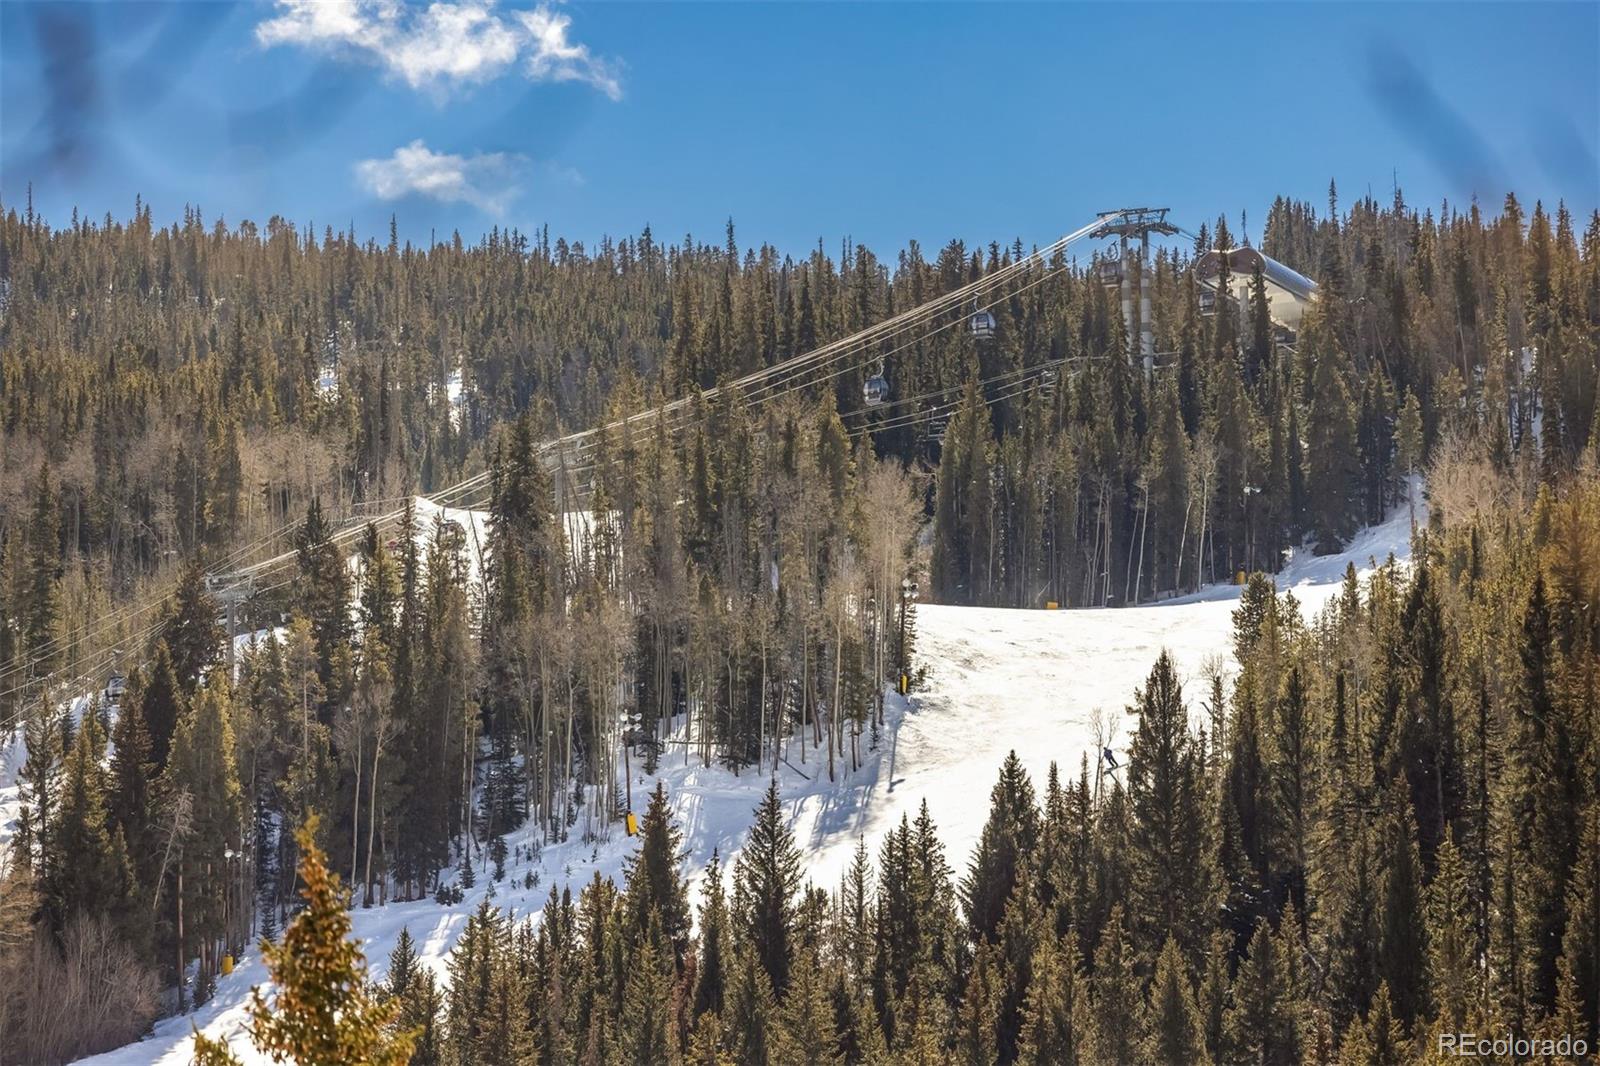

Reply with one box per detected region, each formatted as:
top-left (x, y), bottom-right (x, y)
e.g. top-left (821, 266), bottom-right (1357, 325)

top-left (1090, 208), bottom-right (1179, 378)
top-left (205, 573), bottom-right (255, 679)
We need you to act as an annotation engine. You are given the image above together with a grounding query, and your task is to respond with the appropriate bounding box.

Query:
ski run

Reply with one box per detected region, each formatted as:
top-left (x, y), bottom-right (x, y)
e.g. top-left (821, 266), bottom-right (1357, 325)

top-left (36, 493), bottom-right (1424, 1065)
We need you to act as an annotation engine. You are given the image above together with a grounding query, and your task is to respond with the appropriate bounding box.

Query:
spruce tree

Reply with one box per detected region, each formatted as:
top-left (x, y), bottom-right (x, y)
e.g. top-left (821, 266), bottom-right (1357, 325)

top-left (1376, 780), bottom-right (1428, 1028)
top-left (771, 948), bottom-right (840, 1066)
top-left (962, 751), bottom-right (1038, 944)
top-left (45, 721), bottom-right (123, 931)
top-left (164, 680), bottom-right (244, 984)
top-left (21, 463), bottom-right (61, 671)
top-left (1086, 906), bottom-right (1141, 1064)
top-left (1398, 562), bottom-right (1458, 866)
top-left (1017, 930), bottom-right (1083, 1066)
top-left (695, 851), bottom-right (729, 1019)
top-left (1304, 312), bottom-right (1362, 552)
top-left (625, 781), bottom-right (691, 960)
top-left (1196, 930), bottom-right (1234, 1065)
top-left (217, 813), bottom-right (415, 1065)
top-left (725, 940), bottom-right (775, 1066)
top-left (107, 683), bottom-right (154, 881)
top-left (621, 934), bottom-right (677, 1066)
top-left (1510, 574), bottom-right (1576, 1012)
top-left (388, 926), bottom-right (419, 999)
top-left (1561, 806), bottom-right (1600, 1050)
top-left (1337, 981), bottom-right (1407, 1066)
top-left (165, 559), bottom-right (224, 696)
top-left (1426, 829), bottom-right (1477, 1033)
top-left (138, 640), bottom-right (185, 772)
top-left (956, 940), bottom-right (1003, 1066)
top-left (734, 779), bottom-right (802, 993)
top-left (293, 498), bottom-right (354, 688)
top-left (1143, 937), bottom-right (1204, 1066)
top-left (837, 838), bottom-right (872, 988)
top-left (1226, 917), bottom-right (1300, 1066)
top-left (1126, 652), bottom-right (1213, 960)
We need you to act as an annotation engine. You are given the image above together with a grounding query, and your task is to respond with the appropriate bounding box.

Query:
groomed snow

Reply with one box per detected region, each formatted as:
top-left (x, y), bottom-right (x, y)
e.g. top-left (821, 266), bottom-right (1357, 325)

top-left (71, 493), bottom-right (1422, 1064)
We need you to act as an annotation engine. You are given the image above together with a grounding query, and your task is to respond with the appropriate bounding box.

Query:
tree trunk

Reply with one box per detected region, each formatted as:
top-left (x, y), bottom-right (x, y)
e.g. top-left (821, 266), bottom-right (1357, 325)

top-left (350, 725), bottom-right (363, 890)
top-left (363, 737), bottom-right (382, 906)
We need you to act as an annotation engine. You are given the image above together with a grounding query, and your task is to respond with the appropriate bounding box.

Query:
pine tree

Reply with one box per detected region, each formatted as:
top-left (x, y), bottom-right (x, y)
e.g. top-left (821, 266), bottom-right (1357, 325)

top-left (137, 640), bottom-right (185, 772)
top-left (165, 559), bottom-right (224, 695)
top-left (1426, 829), bottom-right (1477, 1033)
top-left (625, 781), bottom-right (691, 960)
top-left (962, 751), bottom-right (1038, 944)
top-left (1087, 906), bottom-right (1141, 1065)
top-left (1304, 308), bottom-right (1362, 552)
top-left (1127, 652), bottom-right (1213, 960)
top-left (770, 948), bottom-right (840, 1066)
top-left (222, 813), bottom-right (415, 1065)
top-left (621, 934), bottom-right (677, 1066)
top-left (734, 779), bottom-right (802, 993)
top-left (695, 851), bottom-right (729, 1019)
top-left (45, 721), bottom-right (124, 930)
top-left (956, 940), bottom-right (1002, 1066)
top-left (1143, 937), bottom-right (1204, 1066)
top-left (1226, 916), bottom-right (1300, 1066)
top-left (1017, 930), bottom-right (1083, 1066)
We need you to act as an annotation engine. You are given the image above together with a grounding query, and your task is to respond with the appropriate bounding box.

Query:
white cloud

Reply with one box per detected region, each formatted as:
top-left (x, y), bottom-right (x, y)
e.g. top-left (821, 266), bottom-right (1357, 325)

top-left (541, 160), bottom-right (586, 186)
top-left (517, 6), bottom-right (622, 101)
top-left (256, 0), bottom-right (621, 98)
top-left (355, 140), bottom-right (524, 215)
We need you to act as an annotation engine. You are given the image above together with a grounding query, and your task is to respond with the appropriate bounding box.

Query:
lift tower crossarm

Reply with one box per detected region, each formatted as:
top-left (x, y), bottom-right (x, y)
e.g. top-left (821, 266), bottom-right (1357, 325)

top-left (1090, 207), bottom-right (1179, 377)
top-left (1088, 207), bottom-right (1179, 241)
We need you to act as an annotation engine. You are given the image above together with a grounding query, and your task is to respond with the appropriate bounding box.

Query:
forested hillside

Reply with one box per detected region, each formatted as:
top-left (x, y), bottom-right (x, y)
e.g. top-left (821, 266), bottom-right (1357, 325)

top-left (1, 186), bottom-right (1599, 1063)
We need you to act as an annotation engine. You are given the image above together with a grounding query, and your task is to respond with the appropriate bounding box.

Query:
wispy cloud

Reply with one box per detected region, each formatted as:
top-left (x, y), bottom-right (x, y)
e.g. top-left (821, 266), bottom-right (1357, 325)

top-left (256, 0), bottom-right (621, 98)
top-left (516, 6), bottom-right (621, 101)
top-left (355, 139), bottom-right (524, 215)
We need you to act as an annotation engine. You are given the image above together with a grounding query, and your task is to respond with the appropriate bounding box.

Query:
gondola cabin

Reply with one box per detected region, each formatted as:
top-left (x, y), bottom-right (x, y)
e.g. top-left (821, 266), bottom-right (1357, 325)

top-left (1198, 288), bottom-right (1217, 316)
top-left (863, 374), bottom-right (889, 406)
top-left (104, 673), bottom-right (126, 707)
top-left (969, 310), bottom-right (996, 340)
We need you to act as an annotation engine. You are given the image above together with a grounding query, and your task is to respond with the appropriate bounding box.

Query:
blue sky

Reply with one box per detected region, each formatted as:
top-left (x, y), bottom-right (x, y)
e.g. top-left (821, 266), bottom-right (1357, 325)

top-left (3, 1), bottom-right (1596, 258)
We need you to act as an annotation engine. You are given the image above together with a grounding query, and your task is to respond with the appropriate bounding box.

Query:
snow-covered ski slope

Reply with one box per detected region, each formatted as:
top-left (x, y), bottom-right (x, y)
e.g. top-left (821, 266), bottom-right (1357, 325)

top-left (73, 493), bottom-right (1421, 1064)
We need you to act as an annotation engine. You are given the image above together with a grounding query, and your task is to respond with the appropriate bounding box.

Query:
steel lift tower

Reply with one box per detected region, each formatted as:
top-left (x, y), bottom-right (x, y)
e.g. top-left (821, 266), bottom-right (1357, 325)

top-left (205, 572), bottom-right (255, 678)
top-left (1090, 208), bottom-right (1179, 378)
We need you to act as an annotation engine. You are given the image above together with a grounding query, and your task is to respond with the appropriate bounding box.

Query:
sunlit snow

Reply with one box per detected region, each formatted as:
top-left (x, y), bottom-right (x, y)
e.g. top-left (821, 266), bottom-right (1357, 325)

top-left (65, 493), bottom-right (1423, 1064)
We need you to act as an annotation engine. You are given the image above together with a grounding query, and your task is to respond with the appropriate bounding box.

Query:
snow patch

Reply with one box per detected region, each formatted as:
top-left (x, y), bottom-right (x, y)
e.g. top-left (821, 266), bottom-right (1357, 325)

top-left (75, 492), bottom-right (1422, 1064)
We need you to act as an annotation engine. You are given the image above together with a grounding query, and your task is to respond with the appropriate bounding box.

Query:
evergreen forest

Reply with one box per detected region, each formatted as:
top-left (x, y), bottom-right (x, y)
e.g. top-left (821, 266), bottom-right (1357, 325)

top-left (2, 185), bottom-right (1600, 1063)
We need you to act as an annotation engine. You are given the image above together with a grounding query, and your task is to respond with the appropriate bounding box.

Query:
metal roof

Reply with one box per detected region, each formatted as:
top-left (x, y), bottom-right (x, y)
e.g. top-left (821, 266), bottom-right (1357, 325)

top-left (1194, 247), bottom-right (1318, 328)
